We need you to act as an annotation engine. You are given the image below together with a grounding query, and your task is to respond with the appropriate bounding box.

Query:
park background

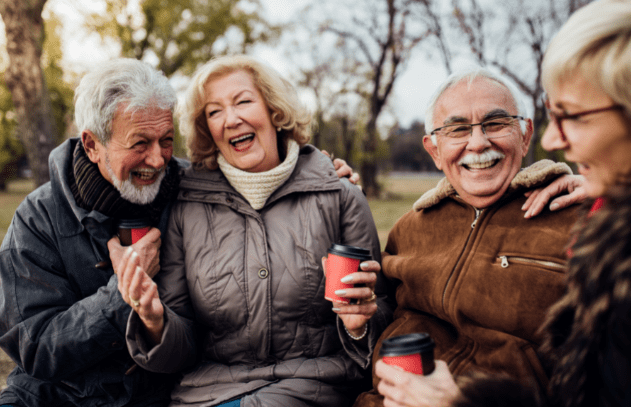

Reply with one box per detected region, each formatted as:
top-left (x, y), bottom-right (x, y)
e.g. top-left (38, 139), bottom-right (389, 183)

top-left (0, 0), bottom-right (591, 391)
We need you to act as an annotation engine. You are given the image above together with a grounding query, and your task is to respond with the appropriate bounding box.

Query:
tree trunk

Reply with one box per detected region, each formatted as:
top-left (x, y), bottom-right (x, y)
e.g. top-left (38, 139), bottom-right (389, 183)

top-left (361, 118), bottom-right (381, 198)
top-left (0, 0), bottom-right (58, 187)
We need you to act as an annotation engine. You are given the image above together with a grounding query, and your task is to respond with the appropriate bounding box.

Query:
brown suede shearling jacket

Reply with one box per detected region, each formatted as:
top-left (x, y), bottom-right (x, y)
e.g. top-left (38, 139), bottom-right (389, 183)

top-left (354, 160), bottom-right (578, 407)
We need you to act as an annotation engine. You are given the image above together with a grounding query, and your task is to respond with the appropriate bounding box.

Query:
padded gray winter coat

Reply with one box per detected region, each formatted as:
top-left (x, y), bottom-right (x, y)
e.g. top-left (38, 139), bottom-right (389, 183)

top-left (127, 145), bottom-right (393, 407)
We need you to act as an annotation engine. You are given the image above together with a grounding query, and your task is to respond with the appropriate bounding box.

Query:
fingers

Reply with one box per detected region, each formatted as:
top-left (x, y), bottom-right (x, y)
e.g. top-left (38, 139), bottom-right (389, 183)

top-left (359, 260), bottom-right (381, 273)
top-left (116, 247), bottom-right (140, 303)
top-left (333, 158), bottom-right (354, 179)
top-left (321, 149), bottom-right (331, 158)
top-left (549, 185), bottom-right (587, 211)
top-left (348, 172), bottom-right (360, 185)
top-left (131, 227), bottom-right (162, 278)
top-left (522, 188), bottom-right (549, 218)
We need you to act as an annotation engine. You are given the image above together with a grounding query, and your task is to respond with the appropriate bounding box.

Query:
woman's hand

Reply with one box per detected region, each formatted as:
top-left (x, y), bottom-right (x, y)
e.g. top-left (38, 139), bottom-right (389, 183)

top-left (322, 258), bottom-right (380, 337)
top-left (116, 247), bottom-right (165, 345)
top-left (522, 174), bottom-right (586, 218)
top-left (321, 149), bottom-right (361, 185)
top-left (376, 360), bottom-right (460, 407)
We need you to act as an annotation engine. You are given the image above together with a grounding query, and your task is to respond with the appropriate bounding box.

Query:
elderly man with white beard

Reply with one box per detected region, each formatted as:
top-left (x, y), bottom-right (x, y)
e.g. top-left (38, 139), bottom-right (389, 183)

top-left (0, 58), bottom-right (358, 407)
top-left (354, 67), bottom-right (582, 407)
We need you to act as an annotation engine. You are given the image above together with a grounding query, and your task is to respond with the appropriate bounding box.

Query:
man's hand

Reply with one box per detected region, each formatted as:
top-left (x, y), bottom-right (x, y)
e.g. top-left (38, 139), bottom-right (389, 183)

top-left (522, 174), bottom-right (586, 218)
top-left (376, 360), bottom-right (460, 407)
top-left (108, 227), bottom-right (161, 278)
top-left (322, 150), bottom-right (361, 185)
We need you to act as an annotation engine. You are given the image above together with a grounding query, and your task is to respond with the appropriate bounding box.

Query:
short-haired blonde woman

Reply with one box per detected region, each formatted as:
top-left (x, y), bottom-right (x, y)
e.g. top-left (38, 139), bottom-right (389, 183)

top-left (373, 1), bottom-right (631, 406)
top-left (116, 55), bottom-right (393, 407)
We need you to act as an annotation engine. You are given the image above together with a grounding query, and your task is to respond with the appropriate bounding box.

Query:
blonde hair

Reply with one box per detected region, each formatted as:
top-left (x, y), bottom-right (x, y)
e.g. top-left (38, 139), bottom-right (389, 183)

top-left (178, 55), bottom-right (312, 170)
top-left (542, 0), bottom-right (631, 117)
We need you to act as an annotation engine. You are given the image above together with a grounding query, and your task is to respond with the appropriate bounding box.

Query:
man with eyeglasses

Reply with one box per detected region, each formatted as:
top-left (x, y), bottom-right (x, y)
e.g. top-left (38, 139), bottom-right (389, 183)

top-left (354, 67), bottom-right (583, 407)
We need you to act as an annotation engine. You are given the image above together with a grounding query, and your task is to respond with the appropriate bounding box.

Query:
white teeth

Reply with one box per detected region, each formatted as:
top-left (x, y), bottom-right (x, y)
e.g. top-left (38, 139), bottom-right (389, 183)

top-left (230, 133), bottom-right (254, 145)
top-left (132, 168), bottom-right (161, 180)
top-left (466, 161), bottom-right (495, 169)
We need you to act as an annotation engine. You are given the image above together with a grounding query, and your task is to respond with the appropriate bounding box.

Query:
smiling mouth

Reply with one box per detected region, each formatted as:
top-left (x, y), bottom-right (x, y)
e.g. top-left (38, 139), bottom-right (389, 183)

top-left (132, 168), bottom-right (161, 182)
top-left (229, 133), bottom-right (255, 149)
top-left (462, 159), bottom-right (501, 170)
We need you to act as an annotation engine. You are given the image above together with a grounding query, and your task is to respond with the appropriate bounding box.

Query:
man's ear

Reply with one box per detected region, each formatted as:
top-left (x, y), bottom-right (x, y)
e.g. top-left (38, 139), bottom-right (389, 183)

top-left (82, 131), bottom-right (102, 164)
top-left (422, 135), bottom-right (443, 171)
top-left (521, 118), bottom-right (534, 157)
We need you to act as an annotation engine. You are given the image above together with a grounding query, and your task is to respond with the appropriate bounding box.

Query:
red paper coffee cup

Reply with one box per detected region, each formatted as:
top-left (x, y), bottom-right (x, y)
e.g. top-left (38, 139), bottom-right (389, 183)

top-left (116, 218), bottom-right (152, 246)
top-left (325, 244), bottom-right (371, 304)
top-left (380, 333), bottom-right (435, 375)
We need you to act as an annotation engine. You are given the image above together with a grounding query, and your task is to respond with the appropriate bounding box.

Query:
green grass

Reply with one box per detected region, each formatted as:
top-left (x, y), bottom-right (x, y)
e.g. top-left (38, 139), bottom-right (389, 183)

top-left (0, 179), bottom-right (35, 243)
top-left (371, 174), bottom-right (441, 249)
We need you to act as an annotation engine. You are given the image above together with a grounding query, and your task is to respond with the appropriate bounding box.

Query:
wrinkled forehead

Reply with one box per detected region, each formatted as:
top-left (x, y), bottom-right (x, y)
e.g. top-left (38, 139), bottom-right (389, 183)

top-left (434, 78), bottom-right (518, 126)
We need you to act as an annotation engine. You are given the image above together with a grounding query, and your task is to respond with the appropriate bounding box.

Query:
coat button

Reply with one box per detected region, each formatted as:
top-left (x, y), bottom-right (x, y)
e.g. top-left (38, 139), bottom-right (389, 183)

top-left (258, 268), bottom-right (269, 279)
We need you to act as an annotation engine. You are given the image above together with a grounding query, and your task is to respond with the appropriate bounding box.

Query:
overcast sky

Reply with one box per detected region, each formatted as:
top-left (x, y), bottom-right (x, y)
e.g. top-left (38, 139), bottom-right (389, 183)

top-left (39, 0), bottom-right (504, 129)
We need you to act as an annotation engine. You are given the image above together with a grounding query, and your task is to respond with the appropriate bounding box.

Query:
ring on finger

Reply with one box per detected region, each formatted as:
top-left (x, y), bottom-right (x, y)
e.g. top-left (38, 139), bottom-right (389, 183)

top-left (368, 291), bottom-right (376, 302)
top-left (130, 297), bottom-right (140, 308)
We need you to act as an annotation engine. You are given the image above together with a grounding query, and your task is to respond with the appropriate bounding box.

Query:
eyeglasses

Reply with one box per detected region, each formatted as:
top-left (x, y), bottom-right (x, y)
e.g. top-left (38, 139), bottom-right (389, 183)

top-left (430, 115), bottom-right (525, 144)
top-left (544, 99), bottom-right (625, 140)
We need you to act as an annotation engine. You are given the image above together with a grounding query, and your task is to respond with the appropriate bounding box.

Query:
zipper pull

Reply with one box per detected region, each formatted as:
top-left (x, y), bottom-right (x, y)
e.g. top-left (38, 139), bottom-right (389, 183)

top-left (471, 208), bottom-right (482, 229)
top-left (500, 256), bottom-right (509, 268)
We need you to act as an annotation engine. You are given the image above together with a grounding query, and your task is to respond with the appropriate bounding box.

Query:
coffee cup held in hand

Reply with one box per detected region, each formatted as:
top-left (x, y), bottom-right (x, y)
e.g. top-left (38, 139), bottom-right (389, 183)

top-left (325, 244), bottom-right (371, 304)
top-left (380, 333), bottom-right (436, 375)
top-left (116, 218), bottom-right (152, 246)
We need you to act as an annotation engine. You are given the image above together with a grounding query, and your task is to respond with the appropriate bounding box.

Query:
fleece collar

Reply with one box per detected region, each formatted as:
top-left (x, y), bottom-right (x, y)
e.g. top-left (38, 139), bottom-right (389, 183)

top-left (413, 159), bottom-right (573, 211)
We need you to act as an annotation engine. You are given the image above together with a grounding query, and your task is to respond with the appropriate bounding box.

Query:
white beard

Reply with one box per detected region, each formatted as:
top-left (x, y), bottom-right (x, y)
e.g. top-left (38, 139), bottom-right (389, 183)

top-left (105, 156), bottom-right (165, 205)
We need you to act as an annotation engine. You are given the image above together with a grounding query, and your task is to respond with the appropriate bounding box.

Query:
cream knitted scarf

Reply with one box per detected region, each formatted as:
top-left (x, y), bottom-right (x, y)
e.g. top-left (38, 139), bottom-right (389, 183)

top-left (217, 139), bottom-right (300, 210)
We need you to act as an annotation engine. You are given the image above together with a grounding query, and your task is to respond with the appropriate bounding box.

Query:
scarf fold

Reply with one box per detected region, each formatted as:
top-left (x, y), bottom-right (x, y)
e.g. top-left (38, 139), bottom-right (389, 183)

top-left (70, 141), bottom-right (180, 224)
top-left (217, 139), bottom-right (300, 210)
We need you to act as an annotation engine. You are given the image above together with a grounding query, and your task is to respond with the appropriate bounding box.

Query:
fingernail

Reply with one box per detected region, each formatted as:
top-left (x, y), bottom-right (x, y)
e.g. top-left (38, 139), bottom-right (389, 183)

top-left (521, 204), bottom-right (527, 210)
top-left (334, 290), bottom-right (347, 296)
top-left (332, 307), bottom-right (341, 312)
top-left (126, 247), bottom-right (133, 255)
top-left (550, 203), bottom-right (559, 211)
top-left (131, 251), bottom-right (138, 260)
top-left (341, 275), bottom-right (353, 283)
top-left (359, 262), bottom-right (369, 269)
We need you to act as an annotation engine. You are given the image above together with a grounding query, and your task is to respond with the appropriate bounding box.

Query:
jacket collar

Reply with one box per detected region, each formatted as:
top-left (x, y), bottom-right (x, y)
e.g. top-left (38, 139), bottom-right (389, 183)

top-left (413, 159), bottom-right (573, 212)
top-left (49, 138), bottom-right (110, 237)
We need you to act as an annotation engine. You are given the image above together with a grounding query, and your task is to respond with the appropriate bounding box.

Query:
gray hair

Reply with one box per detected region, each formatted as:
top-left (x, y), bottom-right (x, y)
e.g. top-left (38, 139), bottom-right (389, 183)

top-left (425, 67), bottom-right (528, 145)
top-left (74, 58), bottom-right (177, 144)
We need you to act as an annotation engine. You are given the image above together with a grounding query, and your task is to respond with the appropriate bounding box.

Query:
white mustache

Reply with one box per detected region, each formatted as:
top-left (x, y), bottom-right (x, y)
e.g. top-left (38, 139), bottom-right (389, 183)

top-left (459, 150), bottom-right (505, 166)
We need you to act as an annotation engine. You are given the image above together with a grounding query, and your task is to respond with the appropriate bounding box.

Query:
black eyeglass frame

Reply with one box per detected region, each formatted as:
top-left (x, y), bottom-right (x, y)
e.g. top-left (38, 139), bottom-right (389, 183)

top-left (430, 115), bottom-right (525, 139)
top-left (544, 99), bottom-right (625, 140)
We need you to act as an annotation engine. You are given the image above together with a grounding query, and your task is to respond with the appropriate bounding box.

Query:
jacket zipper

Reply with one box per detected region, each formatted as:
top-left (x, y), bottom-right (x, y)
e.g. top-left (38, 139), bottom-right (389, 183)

top-left (498, 255), bottom-right (566, 271)
top-left (443, 207), bottom-right (483, 309)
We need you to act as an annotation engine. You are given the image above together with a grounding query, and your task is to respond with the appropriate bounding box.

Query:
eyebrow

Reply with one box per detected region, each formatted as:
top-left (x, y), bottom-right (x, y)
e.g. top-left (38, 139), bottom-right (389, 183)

top-left (442, 108), bottom-right (512, 125)
top-left (205, 89), bottom-right (254, 107)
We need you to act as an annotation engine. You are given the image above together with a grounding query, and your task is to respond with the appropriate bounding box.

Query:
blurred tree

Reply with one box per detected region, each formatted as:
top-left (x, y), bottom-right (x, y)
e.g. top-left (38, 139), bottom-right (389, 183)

top-left (87, 0), bottom-right (281, 77)
top-left (0, 0), bottom-right (59, 187)
top-left (450, 0), bottom-right (593, 164)
top-left (0, 78), bottom-right (21, 190)
top-left (387, 121), bottom-right (437, 173)
top-left (299, 0), bottom-right (447, 198)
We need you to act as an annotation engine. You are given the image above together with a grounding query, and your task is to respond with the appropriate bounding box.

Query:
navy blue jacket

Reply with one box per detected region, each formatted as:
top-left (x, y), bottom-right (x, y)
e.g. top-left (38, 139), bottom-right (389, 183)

top-left (0, 138), bottom-right (188, 407)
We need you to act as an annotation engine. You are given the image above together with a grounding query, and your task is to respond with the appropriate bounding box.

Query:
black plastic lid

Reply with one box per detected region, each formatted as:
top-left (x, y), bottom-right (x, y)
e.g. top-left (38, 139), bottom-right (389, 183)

top-left (327, 244), bottom-right (371, 260)
top-left (116, 218), bottom-right (152, 229)
top-left (380, 333), bottom-right (435, 357)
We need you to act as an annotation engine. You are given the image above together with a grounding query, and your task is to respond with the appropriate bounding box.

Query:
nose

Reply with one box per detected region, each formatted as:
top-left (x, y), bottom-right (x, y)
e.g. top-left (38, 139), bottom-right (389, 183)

top-left (466, 125), bottom-right (492, 152)
top-left (540, 122), bottom-right (568, 152)
top-left (224, 106), bottom-right (242, 128)
top-left (145, 142), bottom-right (166, 169)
